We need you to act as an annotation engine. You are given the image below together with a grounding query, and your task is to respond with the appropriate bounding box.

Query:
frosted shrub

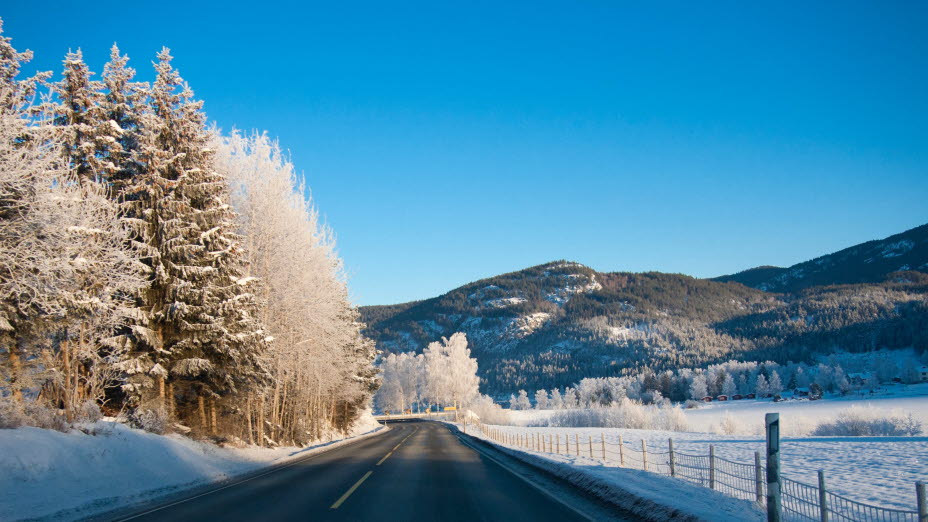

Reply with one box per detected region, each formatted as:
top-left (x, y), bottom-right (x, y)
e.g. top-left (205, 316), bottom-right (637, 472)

top-left (0, 400), bottom-right (68, 431)
top-left (657, 404), bottom-right (689, 432)
top-left (466, 395), bottom-right (512, 425)
top-left (543, 399), bottom-right (688, 431)
top-left (129, 408), bottom-right (169, 435)
top-left (78, 401), bottom-right (103, 423)
top-left (812, 406), bottom-right (923, 436)
top-left (0, 399), bottom-right (27, 429)
top-left (712, 412), bottom-right (747, 435)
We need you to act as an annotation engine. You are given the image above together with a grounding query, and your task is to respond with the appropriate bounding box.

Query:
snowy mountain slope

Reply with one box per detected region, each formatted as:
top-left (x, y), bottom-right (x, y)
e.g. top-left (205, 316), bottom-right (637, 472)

top-left (714, 223), bottom-right (928, 292)
top-left (362, 228), bottom-right (928, 396)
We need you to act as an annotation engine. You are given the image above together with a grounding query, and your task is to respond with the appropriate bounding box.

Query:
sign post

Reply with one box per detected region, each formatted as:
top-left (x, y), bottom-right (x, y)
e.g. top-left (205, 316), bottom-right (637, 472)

top-left (766, 413), bottom-right (782, 522)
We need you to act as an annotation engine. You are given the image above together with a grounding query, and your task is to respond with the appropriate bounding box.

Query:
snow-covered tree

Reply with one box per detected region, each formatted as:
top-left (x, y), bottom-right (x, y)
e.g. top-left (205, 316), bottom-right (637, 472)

top-left (512, 389), bottom-right (531, 410)
top-left (689, 374), bottom-right (708, 400)
top-left (755, 374), bottom-right (769, 397)
top-left (768, 370), bottom-right (783, 396)
top-left (423, 333), bottom-right (479, 408)
top-left (217, 129), bottom-right (376, 443)
top-left (120, 48), bottom-right (267, 433)
top-left (534, 389), bottom-right (549, 409)
top-left (722, 374), bottom-right (737, 396)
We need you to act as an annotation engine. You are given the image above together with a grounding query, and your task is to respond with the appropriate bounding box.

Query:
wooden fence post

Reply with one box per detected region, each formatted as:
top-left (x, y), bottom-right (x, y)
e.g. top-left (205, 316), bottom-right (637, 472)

top-left (589, 435), bottom-right (593, 458)
top-left (766, 412), bottom-right (782, 522)
top-left (642, 439), bottom-right (648, 472)
top-left (709, 445), bottom-right (716, 490)
top-left (556, 434), bottom-right (560, 454)
top-left (668, 438), bottom-right (675, 477)
top-left (601, 433), bottom-right (606, 461)
top-left (619, 435), bottom-right (625, 467)
top-left (755, 451), bottom-right (764, 504)
top-left (818, 470), bottom-right (829, 522)
top-left (575, 433), bottom-right (579, 456)
top-left (916, 482), bottom-right (926, 522)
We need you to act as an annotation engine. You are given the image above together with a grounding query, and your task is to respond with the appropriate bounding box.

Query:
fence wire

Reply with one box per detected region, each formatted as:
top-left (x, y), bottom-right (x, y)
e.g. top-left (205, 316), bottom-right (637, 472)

top-left (471, 422), bottom-right (922, 522)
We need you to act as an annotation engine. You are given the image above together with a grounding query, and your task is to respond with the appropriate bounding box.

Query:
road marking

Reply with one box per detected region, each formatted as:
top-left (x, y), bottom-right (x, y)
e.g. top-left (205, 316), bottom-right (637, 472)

top-left (376, 451), bottom-right (393, 465)
top-left (113, 426), bottom-right (391, 521)
top-left (383, 425), bottom-right (418, 464)
top-left (330, 471), bottom-right (373, 509)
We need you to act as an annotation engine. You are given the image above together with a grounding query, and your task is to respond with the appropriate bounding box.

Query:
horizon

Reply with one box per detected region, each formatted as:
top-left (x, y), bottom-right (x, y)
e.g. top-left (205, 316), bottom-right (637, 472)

top-left (5, 1), bottom-right (928, 305)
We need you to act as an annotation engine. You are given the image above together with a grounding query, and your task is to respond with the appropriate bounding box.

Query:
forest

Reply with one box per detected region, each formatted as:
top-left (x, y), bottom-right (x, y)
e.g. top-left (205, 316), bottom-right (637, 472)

top-left (0, 20), bottom-right (377, 445)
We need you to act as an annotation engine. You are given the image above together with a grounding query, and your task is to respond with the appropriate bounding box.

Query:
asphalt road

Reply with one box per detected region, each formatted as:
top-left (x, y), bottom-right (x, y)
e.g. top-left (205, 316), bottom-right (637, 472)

top-left (112, 420), bottom-right (622, 522)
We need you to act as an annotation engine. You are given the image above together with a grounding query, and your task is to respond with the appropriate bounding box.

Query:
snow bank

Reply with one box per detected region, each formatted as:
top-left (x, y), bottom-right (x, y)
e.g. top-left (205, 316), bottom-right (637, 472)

top-left (452, 422), bottom-right (762, 521)
top-left (0, 413), bottom-right (385, 521)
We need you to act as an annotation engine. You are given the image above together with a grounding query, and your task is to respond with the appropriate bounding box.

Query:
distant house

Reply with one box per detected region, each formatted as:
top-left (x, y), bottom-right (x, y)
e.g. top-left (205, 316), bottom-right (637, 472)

top-left (847, 372), bottom-right (873, 386)
top-left (701, 396), bottom-right (713, 402)
top-left (919, 366), bottom-right (928, 383)
top-left (746, 393), bottom-right (756, 399)
top-left (732, 394), bottom-right (743, 400)
top-left (716, 395), bottom-right (728, 401)
top-left (795, 387), bottom-right (809, 398)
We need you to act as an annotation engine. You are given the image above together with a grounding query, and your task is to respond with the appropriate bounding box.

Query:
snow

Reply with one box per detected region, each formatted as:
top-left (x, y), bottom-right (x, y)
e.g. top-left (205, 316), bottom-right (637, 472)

top-left (499, 386), bottom-right (928, 511)
top-left (0, 413), bottom-right (385, 521)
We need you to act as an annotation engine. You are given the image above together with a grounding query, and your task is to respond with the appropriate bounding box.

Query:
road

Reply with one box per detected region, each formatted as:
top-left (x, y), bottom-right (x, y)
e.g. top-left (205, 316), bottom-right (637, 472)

top-left (111, 420), bottom-right (630, 521)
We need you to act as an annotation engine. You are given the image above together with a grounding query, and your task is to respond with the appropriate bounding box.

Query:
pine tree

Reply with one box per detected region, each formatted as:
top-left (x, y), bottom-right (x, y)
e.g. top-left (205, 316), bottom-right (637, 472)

top-left (50, 49), bottom-right (105, 181)
top-left (99, 44), bottom-right (146, 194)
top-left (121, 48), bottom-right (266, 431)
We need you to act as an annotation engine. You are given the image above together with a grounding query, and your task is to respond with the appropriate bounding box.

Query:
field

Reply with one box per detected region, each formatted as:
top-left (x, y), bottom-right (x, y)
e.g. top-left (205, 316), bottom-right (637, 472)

top-left (497, 384), bottom-right (928, 511)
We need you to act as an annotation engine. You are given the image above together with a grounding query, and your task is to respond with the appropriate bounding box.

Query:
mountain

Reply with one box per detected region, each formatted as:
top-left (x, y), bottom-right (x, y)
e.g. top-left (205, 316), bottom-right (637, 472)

top-left (361, 226), bottom-right (928, 396)
top-left (713, 223), bottom-right (928, 292)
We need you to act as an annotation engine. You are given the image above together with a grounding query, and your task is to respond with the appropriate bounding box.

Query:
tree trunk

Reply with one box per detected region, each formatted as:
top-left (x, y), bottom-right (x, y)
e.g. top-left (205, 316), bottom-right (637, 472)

top-left (209, 399), bottom-right (217, 435)
top-left (166, 381), bottom-right (175, 418)
top-left (9, 341), bottom-right (23, 402)
top-left (62, 338), bottom-right (74, 423)
top-left (245, 394), bottom-right (254, 445)
top-left (198, 395), bottom-right (207, 430)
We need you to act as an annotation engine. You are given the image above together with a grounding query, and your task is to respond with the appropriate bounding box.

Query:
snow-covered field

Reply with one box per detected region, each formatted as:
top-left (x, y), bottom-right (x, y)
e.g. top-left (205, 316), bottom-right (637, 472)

top-left (683, 382), bottom-right (928, 435)
top-left (490, 387), bottom-right (928, 512)
top-left (0, 414), bottom-right (383, 521)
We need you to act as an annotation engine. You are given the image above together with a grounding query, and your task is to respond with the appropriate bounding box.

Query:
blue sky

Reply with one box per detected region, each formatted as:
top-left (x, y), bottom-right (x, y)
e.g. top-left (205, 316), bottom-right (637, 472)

top-left (4, 1), bottom-right (927, 305)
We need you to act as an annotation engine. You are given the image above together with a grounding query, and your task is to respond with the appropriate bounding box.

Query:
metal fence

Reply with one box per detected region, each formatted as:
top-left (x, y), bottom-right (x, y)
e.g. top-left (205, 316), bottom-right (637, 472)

top-left (469, 422), bottom-right (926, 522)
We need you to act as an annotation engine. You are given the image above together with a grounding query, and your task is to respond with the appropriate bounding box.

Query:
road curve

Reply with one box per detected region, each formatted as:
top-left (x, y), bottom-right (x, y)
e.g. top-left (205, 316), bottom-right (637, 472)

top-left (110, 420), bottom-right (611, 521)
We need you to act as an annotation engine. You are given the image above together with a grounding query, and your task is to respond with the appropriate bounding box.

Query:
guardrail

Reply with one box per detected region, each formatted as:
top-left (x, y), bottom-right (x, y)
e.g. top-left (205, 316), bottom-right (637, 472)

top-left (467, 419), bottom-right (926, 522)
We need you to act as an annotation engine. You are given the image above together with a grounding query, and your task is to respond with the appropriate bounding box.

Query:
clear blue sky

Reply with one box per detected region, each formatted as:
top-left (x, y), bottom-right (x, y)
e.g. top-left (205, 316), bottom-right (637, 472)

top-left (4, 1), bottom-right (927, 305)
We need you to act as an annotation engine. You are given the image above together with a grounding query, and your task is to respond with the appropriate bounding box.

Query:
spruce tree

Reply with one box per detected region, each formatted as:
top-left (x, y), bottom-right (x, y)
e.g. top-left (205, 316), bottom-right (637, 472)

top-left (121, 48), bottom-right (266, 431)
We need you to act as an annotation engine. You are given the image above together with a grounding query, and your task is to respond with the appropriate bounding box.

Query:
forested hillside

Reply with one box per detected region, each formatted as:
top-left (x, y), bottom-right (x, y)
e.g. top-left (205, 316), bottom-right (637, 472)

top-left (362, 230), bottom-right (928, 395)
top-left (714, 223), bottom-right (928, 292)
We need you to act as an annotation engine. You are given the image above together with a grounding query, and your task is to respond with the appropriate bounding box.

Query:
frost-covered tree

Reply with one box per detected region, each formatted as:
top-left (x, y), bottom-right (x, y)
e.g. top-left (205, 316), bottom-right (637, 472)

top-left (722, 374), bottom-right (737, 396)
top-left (217, 129), bottom-right (376, 442)
top-left (769, 371), bottom-right (783, 396)
top-left (755, 374), bottom-right (769, 397)
top-left (549, 388), bottom-right (563, 409)
top-left (689, 374), bottom-right (708, 399)
top-left (512, 389), bottom-right (531, 410)
top-left (423, 333), bottom-right (479, 408)
top-left (120, 49), bottom-right (267, 433)
top-left (534, 389), bottom-right (549, 410)
top-left (99, 44), bottom-right (146, 193)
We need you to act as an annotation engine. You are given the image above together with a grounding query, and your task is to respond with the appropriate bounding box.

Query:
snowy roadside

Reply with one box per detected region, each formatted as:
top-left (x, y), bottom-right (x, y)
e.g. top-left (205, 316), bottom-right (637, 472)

top-left (447, 421), bottom-right (764, 522)
top-left (0, 414), bottom-right (386, 521)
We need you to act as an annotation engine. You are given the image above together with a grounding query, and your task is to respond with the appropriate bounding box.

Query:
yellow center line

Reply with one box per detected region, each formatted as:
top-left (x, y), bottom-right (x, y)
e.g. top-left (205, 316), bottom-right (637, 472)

top-left (376, 451), bottom-right (393, 465)
top-left (330, 471), bottom-right (373, 509)
top-left (383, 426), bottom-right (418, 463)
